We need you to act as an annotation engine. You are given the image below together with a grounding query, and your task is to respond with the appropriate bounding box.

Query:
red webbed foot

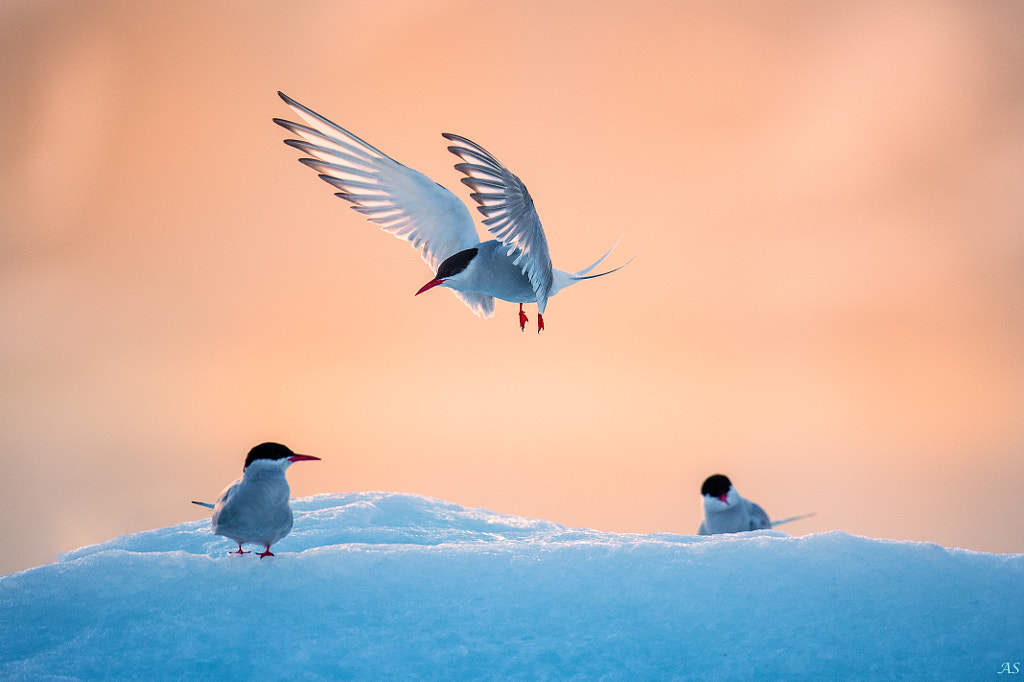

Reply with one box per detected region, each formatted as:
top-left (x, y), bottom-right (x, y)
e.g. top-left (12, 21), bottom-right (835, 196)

top-left (231, 545), bottom-right (250, 555)
top-left (257, 545), bottom-right (275, 558)
top-left (537, 313), bottom-right (544, 334)
top-left (518, 303), bottom-right (528, 332)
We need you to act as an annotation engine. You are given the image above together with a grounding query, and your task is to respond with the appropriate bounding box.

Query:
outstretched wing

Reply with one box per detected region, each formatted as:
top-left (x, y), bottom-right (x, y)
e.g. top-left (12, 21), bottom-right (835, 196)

top-left (443, 133), bottom-right (554, 314)
top-left (274, 93), bottom-right (494, 317)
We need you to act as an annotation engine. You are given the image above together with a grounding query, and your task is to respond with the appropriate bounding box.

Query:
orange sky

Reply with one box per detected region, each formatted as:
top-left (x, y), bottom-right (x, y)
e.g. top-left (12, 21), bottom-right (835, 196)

top-left (2, 1), bottom-right (1022, 575)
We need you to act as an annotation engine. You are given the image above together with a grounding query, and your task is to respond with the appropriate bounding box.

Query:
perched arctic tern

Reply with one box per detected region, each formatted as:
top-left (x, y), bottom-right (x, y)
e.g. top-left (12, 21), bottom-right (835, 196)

top-left (274, 92), bottom-right (636, 332)
top-left (697, 473), bottom-right (772, 535)
top-left (696, 473), bottom-right (815, 535)
top-left (192, 442), bottom-right (320, 558)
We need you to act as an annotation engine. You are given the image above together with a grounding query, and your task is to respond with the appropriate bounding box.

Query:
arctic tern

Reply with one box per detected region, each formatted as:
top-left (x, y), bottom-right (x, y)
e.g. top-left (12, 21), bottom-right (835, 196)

top-left (697, 474), bottom-right (815, 534)
top-left (274, 92), bottom-right (636, 332)
top-left (192, 442), bottom-right (320, 558)
top-left (697, 474), bottom-right (772, 535)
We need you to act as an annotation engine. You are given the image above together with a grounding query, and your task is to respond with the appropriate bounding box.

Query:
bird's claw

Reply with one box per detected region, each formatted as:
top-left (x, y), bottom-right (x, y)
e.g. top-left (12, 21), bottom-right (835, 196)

top-left (518, 304), bottom-right (544, 333)
top-left (257, 546), bottom-right (275, 559)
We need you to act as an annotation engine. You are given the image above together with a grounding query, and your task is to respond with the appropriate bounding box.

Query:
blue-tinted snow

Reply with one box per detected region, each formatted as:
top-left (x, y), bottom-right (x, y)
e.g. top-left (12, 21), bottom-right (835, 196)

top-left (1, 492), bottom-right (1021, 680)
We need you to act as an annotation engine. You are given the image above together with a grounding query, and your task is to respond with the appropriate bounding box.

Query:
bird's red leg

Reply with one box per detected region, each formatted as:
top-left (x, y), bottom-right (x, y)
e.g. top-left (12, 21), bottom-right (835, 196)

top-left (257, 545), bottom-right (275, 558)
top-left (232, 545), bottom-right (250, 555)
top-left (537, 312), bottom-right (544, 334)
top-left (518, 303), bottom-right (528, 331)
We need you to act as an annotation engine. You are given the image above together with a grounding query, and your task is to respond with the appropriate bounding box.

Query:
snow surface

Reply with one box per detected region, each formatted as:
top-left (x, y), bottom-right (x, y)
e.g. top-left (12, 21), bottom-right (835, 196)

top-left (2, 492), bottom-right (1021, 680)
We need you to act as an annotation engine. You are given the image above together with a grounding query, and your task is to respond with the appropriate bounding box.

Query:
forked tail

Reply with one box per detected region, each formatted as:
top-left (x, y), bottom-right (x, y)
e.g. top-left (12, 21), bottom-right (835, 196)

top-left (770, 512), bottom-right (816, 528)
top-left (551, 236), bottom-right (641, 294)
top-left (191, 500), bottom-right (215, 509)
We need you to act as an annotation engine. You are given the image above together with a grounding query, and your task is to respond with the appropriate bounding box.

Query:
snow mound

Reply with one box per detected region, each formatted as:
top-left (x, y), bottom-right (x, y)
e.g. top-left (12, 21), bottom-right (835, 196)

top-left (2, 492), bottom-right (1021, 680)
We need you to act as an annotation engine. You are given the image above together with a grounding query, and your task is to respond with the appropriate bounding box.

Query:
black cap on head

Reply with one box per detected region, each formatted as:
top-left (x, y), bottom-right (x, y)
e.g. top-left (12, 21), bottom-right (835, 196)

top-left (435, 247), bottom-right (478, 279)
top-left (701, 474), bottom-right (732, 498)
top-left (243, 442), bottom-right (295, 470)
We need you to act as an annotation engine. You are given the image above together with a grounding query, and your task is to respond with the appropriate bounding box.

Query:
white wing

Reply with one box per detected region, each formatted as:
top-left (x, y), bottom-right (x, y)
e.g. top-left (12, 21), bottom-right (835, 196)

top-left (748, 502), bottom-right (772, 531)
top-left (442, 133), bottom-right (554, 314)
top-left (274, 93), bottom-right (494, 317)
top-left (452, 290), bottom-right (496, 318)
top-left (210, 479), bottom-right (242, 533)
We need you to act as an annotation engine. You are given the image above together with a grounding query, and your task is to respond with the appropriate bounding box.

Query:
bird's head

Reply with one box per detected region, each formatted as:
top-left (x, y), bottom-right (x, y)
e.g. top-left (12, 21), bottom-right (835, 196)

top-left (416, 247), bottom-right (478, 295)
top-left (701, 473), bottom-right (738, 511)
top-left (242, 442), bottom-right (321, 472)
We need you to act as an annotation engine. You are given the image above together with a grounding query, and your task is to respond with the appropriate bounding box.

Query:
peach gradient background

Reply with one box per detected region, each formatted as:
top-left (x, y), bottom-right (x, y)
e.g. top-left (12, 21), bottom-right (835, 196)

top-left (2, 1), bottom-right (1023, 575)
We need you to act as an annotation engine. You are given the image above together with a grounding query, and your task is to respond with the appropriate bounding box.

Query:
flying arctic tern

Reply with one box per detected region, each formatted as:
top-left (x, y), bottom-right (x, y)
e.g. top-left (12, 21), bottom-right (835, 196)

top-left (273, 92), bottom-right (635, 332)
top-left (192, 442), bottom-right (320, 558)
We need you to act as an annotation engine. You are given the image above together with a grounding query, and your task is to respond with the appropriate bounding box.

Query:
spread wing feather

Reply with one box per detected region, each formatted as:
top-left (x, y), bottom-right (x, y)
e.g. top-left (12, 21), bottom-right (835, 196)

top-left (442, 133), bottom-right (554, 314)
top-left (274, 93), bottom-right (494, 317)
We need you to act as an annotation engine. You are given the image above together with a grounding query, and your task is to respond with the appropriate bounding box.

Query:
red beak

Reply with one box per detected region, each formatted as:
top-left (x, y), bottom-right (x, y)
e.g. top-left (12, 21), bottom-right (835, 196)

top-left (717, 494), bottom-right (729, 504)
top-left (416, 278), bottom-right (444, 296)
top-left (288, 454), bottom-right (321, 463)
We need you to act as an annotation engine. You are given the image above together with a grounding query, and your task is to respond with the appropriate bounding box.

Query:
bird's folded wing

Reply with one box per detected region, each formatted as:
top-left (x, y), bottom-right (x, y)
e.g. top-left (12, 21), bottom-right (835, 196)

top-left (443, 133), bottom-right (554, 314)
top-left (274, 93), bottom-right (479, 274)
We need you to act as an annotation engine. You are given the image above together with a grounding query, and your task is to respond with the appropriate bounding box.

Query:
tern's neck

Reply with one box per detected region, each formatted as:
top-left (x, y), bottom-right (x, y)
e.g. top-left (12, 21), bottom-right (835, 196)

top-left (708, 503), bottom-right (744, 518)
top-left (241, 461), bottom-right (289, 482)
